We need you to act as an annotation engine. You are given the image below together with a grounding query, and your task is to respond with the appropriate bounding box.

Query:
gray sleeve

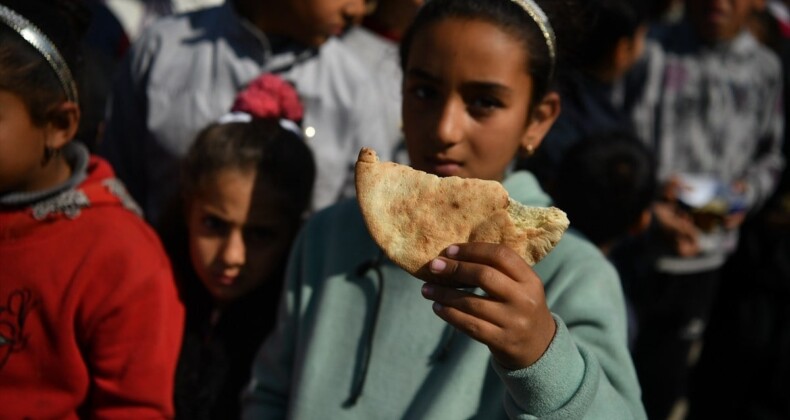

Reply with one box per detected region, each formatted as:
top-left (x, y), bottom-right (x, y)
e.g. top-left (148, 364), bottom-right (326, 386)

top-left (742, 60), bottom-right (785, 210)
top-left (494, 245), bottom-right (646, 419)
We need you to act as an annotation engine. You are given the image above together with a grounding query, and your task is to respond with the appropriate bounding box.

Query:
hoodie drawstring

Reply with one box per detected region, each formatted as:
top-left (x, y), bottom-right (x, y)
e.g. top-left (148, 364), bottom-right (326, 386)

top-left (430, 325), bottom-right (458, 364)
top-left (343, 252), bottom-right (459, 407)
top-left (344, 252), bottom-right (386, 407)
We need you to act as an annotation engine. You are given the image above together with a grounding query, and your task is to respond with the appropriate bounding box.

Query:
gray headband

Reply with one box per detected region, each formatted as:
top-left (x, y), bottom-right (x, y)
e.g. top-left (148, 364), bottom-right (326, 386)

top-left (0, 4), bottom-right (79, 103)
top-left (508, 0), bottom-right (557, 78)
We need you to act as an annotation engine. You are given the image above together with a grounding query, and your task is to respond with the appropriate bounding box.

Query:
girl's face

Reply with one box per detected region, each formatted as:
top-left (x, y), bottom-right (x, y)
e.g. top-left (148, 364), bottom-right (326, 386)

top-left (186, 169), bottom-right (296, 303)
top-left (402, 18), bottom-right (556, 181)
top-left (0, 91), bottom-right (48, 194)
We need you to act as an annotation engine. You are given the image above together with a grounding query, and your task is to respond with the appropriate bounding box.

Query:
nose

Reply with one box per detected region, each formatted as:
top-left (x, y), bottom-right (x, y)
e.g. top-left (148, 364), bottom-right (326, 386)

top-left (343, 0), bottom-right (366, 25)
top-left (435, 97), bottom-right (465, 147)
top-left (221, 230), bottom-right (246, 268)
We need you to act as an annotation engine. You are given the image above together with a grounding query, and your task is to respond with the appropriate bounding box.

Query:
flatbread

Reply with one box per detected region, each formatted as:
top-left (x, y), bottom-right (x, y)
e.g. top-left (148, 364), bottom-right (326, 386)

top-left (355, 148), bottom-right (569, 276)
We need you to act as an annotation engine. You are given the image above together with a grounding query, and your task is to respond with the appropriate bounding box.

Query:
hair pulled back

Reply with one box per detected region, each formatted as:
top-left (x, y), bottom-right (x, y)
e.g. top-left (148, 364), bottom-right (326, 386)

top-left (399, 0), bottom-right (583, 108)
top-left (181, 119), bottom-right (316, 218)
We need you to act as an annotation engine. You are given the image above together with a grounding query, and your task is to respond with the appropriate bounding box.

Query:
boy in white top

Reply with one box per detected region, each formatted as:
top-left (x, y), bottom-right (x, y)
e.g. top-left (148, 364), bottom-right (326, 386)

top-left (101, 0), bottom-right (394, 222)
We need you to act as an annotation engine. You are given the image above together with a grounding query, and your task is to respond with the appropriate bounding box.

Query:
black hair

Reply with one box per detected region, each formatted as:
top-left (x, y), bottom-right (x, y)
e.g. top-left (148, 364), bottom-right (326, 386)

top-left (555, 130), bottom-right (656, 247)
top-left (181, 119), bottom-right (316, 216)
top-left (0, 0), bottom-right (89, 125)
top-left (399, 0), bottom-right (583, 109)
top-left (570, 0), bottom-right (650, 69)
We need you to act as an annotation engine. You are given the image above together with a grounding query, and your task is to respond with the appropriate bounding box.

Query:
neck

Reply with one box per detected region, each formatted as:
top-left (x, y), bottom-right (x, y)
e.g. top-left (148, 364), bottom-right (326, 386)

top-left (366, 2), bottom-right (419, 40)
top-left (233, 0), bottom-right (283, 34)
top-left (0, 142), bottom-right (89, 207)
top-left (17, 153), bottom-right (72, 194)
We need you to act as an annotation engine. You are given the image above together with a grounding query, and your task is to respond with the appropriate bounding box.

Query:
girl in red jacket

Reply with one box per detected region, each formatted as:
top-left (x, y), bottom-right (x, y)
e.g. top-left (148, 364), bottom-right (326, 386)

top-left (0, 0), bottom-right (184, 417)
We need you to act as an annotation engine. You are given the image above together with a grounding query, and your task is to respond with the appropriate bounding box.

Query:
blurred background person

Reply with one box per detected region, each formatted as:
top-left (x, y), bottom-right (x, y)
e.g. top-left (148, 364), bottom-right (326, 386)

top-left (343, 0), bottom-right (425, 163)
top-left (688, 1), bottom-right (790, 418)
top-left (621, 0), bottom-right (785, 418)
top-left (516, 0), bottom-right (651, 197)
top-left (554, 131), bottom-right (657, 350)
top-left (100, 0), bottom-right (394, 223)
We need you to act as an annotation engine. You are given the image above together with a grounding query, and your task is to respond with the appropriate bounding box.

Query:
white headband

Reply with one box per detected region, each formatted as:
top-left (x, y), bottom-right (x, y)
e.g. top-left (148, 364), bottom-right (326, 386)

top-left (217, 111), bottom-right (253, 124)
top-left (0, 4), bottom-right (79, 103)
top-left (508, 0), bottom-right (557, 78)
top-left (217, 112), bottom-right (304, 138)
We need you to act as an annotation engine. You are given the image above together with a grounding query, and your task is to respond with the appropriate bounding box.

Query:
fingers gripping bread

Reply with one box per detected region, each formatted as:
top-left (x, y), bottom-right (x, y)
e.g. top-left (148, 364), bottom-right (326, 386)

top-left (355, 148), bottom-right (569, 276)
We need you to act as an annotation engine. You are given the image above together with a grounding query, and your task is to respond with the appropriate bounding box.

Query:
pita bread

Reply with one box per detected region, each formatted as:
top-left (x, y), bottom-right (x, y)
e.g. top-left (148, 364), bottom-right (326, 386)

top-left (355, 148), bottom-right (569, 276)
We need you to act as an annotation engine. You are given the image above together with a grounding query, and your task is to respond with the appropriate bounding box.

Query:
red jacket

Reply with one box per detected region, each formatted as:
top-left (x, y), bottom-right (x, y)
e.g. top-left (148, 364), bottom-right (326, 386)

top-left (0, 157), bottom-right (184, 419)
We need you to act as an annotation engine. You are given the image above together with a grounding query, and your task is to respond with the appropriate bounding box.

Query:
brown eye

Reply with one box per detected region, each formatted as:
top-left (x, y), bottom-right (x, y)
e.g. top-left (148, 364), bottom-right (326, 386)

top-left (201, 215), bottom-right (228, 235)
top-left (468, 95), bottom-right (503, 112)
top-left (414, 86), bottom-right (437, 100)
top-left (406, 81), bottom-right (439, 102)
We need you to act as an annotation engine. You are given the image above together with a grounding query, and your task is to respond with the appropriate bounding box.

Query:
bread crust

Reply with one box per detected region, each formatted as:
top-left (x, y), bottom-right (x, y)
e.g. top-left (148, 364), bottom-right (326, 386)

top-left (355, 148), bottom-right (568, 276)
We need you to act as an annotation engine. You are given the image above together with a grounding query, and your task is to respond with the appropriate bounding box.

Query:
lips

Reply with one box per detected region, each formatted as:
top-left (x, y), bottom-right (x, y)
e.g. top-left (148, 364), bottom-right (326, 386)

top-left (701, 1), bottom-right (729, 23)
top-left (216, 275), bottom-right (236, 286)
top-left (425, 156), bottom-right (463, 177)
top-left (214, 270), bottom-right (240, 287)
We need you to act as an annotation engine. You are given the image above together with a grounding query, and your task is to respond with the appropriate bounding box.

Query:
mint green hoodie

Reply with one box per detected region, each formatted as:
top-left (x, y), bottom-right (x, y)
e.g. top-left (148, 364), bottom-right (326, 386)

top-left (243, 171), bottom-right (646, 419)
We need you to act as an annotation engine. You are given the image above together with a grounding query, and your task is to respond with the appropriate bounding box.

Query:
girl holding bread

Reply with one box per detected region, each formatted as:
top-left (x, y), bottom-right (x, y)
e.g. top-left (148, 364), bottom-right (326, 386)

top-left (243, 0), bottom-right (646, 418)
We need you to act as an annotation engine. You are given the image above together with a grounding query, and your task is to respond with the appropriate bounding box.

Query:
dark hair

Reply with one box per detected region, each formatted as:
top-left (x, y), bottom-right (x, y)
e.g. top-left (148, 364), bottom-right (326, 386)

top-left (555, 131), bottom-right (656, 247)
top-left (158, 118), bottom-right (316, 338)
top-left (181, 119), bottom-right (316, 216)
top-left (570, 0), bottom-right (650, 69)
top-left (399, 0), bottom-right (583, 109)
top-left (0, 0), bottom-right (89, 126)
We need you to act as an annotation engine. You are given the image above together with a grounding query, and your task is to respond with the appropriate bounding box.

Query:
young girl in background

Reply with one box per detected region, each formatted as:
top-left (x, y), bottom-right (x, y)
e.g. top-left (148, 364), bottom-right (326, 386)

top-left (243, 0), bottom-right (646, 418)
top-left (159, 74), bottom-right (316, 420)
top-left (0, 0), bottom-right (184, 417)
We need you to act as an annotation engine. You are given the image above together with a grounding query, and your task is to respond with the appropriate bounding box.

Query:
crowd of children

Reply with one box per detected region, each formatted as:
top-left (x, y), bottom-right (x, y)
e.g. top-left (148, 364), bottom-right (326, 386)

top-left (1, 0), bottom-right (788, 419)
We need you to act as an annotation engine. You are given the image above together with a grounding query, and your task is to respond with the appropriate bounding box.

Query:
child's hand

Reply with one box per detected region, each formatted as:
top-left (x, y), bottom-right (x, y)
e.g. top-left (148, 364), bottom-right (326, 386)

top-left (653, 201), bottom-right (700, 257)
top-left (723, 211), bottom-right (746, 230)
top-left (419, 243), bottom-right (557, 370)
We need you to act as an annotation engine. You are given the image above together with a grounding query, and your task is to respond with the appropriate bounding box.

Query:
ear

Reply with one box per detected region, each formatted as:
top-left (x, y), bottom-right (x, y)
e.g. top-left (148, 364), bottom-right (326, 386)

top-left (611, 37), bottom-right (633, 73)
top-left (613, 25), bottom-right (648, 75)
top-left (520, 91), bottom-right (560, 153)
top-left (628, 209), bottom-right (652, 235)
top-left (43, 101), bottom-right (80, 150)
